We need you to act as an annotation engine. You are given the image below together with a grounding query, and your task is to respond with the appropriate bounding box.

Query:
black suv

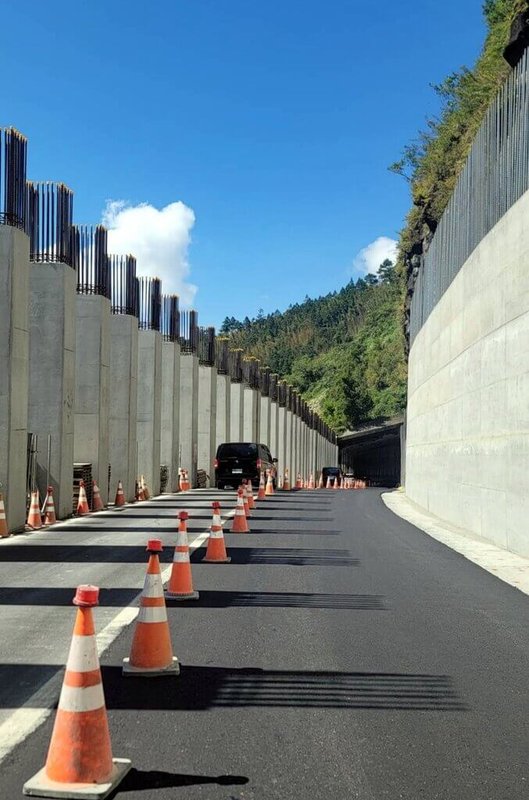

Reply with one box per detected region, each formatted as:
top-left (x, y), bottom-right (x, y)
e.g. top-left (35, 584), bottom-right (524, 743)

top-left (321, 466), bottom-right (342, 487)
top-left (215, 443), bottom-right (276, 489)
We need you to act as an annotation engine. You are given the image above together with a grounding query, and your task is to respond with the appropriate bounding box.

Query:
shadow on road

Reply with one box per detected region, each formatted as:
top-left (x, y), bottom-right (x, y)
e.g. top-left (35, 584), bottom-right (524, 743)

top-left (99, 665), bottom-right (466, 712)
top-left (191, 547), bottom-right (358, 567)
top-left (108, 768), bottom-right (249, 797)
top-left (171, 590), bottom-right (386, 610)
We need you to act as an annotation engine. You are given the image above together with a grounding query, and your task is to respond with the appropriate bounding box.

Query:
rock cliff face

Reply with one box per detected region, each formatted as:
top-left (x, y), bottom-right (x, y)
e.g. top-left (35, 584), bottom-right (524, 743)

top-left (503, 7), bottom-right (529, 67)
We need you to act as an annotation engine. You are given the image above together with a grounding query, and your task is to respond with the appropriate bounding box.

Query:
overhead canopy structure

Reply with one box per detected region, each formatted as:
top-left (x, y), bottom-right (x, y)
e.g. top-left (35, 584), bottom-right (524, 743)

top-left (338, 416), bottom-right (404, 488)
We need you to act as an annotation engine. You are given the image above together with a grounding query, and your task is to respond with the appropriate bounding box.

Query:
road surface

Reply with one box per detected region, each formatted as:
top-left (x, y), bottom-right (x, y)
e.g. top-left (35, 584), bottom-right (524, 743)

top-left (0, 488), bottom-right (527, 799)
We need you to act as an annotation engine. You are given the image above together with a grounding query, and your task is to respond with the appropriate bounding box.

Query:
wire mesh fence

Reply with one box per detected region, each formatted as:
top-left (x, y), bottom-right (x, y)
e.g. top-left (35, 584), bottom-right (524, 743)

top-left (27, 182), bottom-right (74, 265)
top-left (109, 255), bottom-right (138, 316)
top-left (72, 225), bottom-right (109, 297)
top-left (410, 48), bottom-right (529, 343)
top-left (0, 127), bottom-right (27, 229)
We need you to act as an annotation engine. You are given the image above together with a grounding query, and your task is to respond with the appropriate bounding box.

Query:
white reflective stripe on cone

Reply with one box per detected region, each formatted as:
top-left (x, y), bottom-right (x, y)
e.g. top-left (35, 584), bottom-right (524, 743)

top-left (142, 572), bottom-right (164, 598)
top-left (58, 682), bottom-right (105, 713)
top-left (210, 529), bottom-right (223, 539)
top-left (173, 551), bottom-right (190, 562)
top-left (66, 635), bottom-right (100, 673)
top-left (137, 605), bottom-right (168, 623)
top-left (176, 531), bottom-right (188, 546)
top-left (212, 515), bottom-right (222, 526)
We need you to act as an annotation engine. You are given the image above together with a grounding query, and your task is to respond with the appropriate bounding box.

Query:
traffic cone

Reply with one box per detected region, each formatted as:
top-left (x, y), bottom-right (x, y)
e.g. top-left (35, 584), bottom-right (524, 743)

top-left (26, 490), bottom-right (42, 530)
top-left (242, 482), bottom-right (251, 517)
top-left (257, 472), bottom-right (266, 500)
top-left (114, 480), bottom-right (125, 507)
top-left (265, 470), bottom-right (274, 496)
top-left (326, 476), bottom-right (331, 489)
top-left (0, 493), bottom-right (8, 537)
top-left (231, 488), bottom-right (250, 533)
top-left (246, 481), bottom-right (256, 510)
top-left (141, 475), bottom-right (150, 501)
top-left (178, 469), bottom-right (185, 491)
top-left (92, 481), bottom-right (105, 511)
top-left (165, 512), bottom-right (199, 600)
top-left (23, 585), bottom-right (131, 798)
top-left (296, 473), bottom-right (302, 489)
top-left (278, 474), bottom-right (284, 490)
top-left (333, 476), bottom-right (339, 490)
top-left (43, 487), bottom-right (57, 526)
top-left (203, 502), bottom-right (231, 563)
top-left (308, 473), bottom-right (314, 490)
top-left (123, 540), bottom-right (179, 676)
top-left (318, 473), bottom-right (324, 489)
top-left (283, 469), bottom-right (290, 491)
top-left (77, 480), bottom-right (90, 515)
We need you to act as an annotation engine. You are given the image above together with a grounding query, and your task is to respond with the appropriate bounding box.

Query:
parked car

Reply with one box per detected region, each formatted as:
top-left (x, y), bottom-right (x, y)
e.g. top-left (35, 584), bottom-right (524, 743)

top-left (321, 466), bottom-right (342, 487)
top-left (215, 442), bottom-right (277, 489)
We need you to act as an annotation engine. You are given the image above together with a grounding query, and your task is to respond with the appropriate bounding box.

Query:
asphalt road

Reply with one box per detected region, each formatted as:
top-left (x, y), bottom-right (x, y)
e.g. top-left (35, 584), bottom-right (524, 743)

top-left (0, 488), bottom-right (528, 799)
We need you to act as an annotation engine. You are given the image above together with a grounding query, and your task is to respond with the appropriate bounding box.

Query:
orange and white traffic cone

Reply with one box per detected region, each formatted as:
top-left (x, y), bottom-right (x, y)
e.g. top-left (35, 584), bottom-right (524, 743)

top-left (231, 488), bottom-right (250, 533)
top-left (123, 540), bottom-right (179, 676)
top-left (92, 481), bottom-right (105, 511)
top-left (43, 487), bottom-right (57, 525)
top-left (325, 476), bottom-right (331, 489)
top-left (23, 584), bottom-right (131, 798)
top-left (246, 481), bottom-right (256, 510)
top-left (114, 480), bottom-right (125, 507)
top-left (242, 482), bottom-right (251, 517)
top-left (0, 492), bottom-right (8, 537)
top-left (203, 502), bottom-right (231, 563)
top-left (283, 469), bottom-right (290, 491)
top-left (317, 473), bottom-right (324, 489)
top-left (308, 473), bottom-right (314, 490)
top-left (26, 490), bottom-right (42, 530)
top-left (265, 470), bottom-right (274, 496)
top-left (141, 475), bottom-right (150, 501)
top-left (295, 473), bottom-right (302, 489)
top-left (333, 476), bottom-right (340, 490)
top-left (165, 511), bottom-right (199, 600)
top-left (178, 469), bottom-right (185, 491)
top-left (77, 480), bottom-right (90, 515)
top-left (257, 471), bottom-right (266, 500)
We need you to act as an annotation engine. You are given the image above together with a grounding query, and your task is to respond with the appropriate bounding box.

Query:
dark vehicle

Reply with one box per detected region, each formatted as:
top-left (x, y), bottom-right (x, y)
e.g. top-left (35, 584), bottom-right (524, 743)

top-left (321, 466), bottom-right (342, 487)
top-left (215, 442), bottom-right (276, 489)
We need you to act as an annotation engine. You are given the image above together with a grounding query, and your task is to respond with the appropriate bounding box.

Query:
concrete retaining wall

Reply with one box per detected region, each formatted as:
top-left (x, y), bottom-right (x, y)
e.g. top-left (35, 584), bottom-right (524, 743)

top-left (0, 227), bottom-right (29, 530)
top-left (109, 314), bottom-right (138, 502)
top-left (406, 188), bottom-right (529, 558)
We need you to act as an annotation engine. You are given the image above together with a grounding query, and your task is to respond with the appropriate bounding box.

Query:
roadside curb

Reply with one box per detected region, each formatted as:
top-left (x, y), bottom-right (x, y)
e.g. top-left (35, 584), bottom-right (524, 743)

top-left (381, 490), bottom-right (529, 597)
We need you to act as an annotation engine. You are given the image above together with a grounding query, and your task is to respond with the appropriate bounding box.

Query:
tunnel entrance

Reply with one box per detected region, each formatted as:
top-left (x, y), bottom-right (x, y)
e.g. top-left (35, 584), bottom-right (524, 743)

top-left (338, 417), bottom-right (404, 488)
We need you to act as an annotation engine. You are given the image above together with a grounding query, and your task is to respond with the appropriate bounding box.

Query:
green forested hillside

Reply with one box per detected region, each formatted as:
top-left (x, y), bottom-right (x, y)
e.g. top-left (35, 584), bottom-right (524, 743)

top-left (220, 261), bottom-right (407, 433)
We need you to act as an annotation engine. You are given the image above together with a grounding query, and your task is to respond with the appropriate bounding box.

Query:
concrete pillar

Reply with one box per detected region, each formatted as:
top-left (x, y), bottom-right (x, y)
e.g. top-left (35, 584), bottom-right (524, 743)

top-left (197, 364), bottom-right (217, 481)
top-left (160, 339), bottom-right (180, 492)
top-left (260, 394), bottom-right (271, 447)
top-left (285, 409), bottom-right (294, 482)
top-left (277, 405), bottom-right (287, 479)
top-left (269, 400), bottom-right (279, 460)
top-left (0, 226), bottom-right (29, 530)
top-left (137, 330), bottom-right (162, 496)
top-left (108, 314), bottom-right (138, 502)
top-left (74, 295), bottom-right (111, 504)
top-left (29, 262), bottom-right (75, 518)
top-left (179, 353), bottom-right (199, 486)
top-left (243, 386), bottom-right (259, 441)
top-left (230, 381), bottom-right (244, 440)
top-left (215, 373), bottom-right (231, 448)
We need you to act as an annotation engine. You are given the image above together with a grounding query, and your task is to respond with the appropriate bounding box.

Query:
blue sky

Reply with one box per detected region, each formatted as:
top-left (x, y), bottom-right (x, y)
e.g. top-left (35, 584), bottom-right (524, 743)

top-left (2, 0), bottom-right (486, 327)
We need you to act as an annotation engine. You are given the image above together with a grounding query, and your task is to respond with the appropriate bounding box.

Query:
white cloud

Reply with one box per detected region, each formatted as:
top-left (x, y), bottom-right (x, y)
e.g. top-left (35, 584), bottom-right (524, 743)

top-left (352, 236), bottom-right (398, 276)
top-left (102, 200), bottom-right (197, 306)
